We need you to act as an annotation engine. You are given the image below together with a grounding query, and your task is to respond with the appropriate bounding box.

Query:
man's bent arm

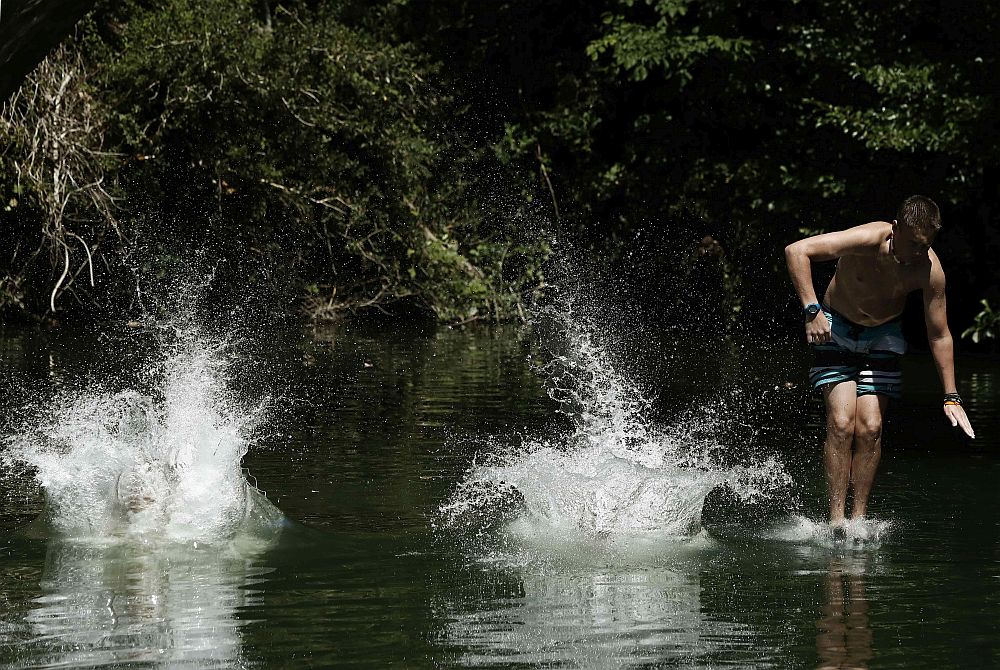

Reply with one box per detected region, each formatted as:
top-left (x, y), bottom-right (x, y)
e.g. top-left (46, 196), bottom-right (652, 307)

top-left (783, 245), bottom-right (820, 307)
top-left (784, 223), bottom-right (886, 306)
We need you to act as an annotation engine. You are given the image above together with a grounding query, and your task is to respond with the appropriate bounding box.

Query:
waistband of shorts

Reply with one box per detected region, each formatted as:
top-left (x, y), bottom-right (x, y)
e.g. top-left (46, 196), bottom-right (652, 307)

top-left (821, 304), bottom-right (902, 329)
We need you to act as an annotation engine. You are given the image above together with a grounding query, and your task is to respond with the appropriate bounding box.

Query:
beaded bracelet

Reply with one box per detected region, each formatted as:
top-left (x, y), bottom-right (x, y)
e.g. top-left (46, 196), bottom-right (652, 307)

top-left (943, 392), bottom-right (963, 407)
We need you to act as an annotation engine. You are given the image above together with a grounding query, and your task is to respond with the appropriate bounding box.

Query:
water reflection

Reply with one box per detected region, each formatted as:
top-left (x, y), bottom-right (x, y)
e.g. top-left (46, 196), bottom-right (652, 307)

top-left (6, 537), bottom-right (271, 668)
top-left (438, 562), bottom-right (760, 668)
top-left (815, 557), bottom-right (872, 670)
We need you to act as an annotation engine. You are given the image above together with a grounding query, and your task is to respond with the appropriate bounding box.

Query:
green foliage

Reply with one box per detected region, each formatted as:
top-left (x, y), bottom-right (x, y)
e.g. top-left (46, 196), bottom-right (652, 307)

top-left (587, 4), bottom-right (753, 85)
top-left (0, 0), bottom-right (548, 322)
top-left (962, 300), bottom-right (1000, 344)
top-left (809, 63), bottom-right (984, 154)
top-left (5, 0), bottom-right (1000, 332)
top-left (381, 0), bottom-right (998, 329)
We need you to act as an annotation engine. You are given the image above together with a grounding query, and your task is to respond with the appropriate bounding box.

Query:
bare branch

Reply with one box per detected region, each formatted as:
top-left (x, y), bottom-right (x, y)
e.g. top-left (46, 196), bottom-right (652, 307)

top-left (50, 243), bottom-right (70, 313)
top-left (66, 232), bottom-right (95, 286)
top-left (0, 45), bottom-right (122, 312)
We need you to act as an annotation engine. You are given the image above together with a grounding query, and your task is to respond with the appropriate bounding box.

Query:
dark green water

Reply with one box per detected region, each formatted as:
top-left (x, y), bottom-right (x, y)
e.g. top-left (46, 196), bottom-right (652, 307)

top-left (0, 323), bottom-right (997, 669)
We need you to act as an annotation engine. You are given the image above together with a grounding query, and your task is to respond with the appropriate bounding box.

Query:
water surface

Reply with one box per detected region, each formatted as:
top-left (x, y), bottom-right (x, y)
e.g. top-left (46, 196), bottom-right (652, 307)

top-left (0, 321), bottom-right (997, 669)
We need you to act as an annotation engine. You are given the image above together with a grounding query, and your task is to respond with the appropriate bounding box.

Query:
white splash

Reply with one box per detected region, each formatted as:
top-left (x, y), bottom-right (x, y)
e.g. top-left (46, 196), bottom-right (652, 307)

top-left (769, 515), bottom-right (892, 548)
top-left (442, 291), bottom-right (792, 544)
top-left (3, 320), bottom-right (282, 543)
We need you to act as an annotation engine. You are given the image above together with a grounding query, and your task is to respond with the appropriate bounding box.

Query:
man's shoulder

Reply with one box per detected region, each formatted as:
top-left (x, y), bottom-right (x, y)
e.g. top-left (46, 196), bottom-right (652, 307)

top-left (851, 220), bottom-right (893, 236)
top-left (828, 221), bottom-right (890, 254)
top-left (924, 248), bottom-right (946, 285)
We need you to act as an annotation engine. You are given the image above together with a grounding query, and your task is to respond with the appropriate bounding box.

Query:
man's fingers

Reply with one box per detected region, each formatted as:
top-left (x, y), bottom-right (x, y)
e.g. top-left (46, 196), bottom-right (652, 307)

top-left (960, 413), bottom-right (975, 439)
top-left (806, 330), bottom-right (832, 344)
top-left (945, 407), bottom-right (976, 438)
top-left (945, 406), bottom-right (959, 427)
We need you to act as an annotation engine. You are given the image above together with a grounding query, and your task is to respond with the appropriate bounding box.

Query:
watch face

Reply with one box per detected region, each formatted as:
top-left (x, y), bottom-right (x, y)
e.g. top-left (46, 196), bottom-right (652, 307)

top-left (805, 305), bottom-right (820, 317)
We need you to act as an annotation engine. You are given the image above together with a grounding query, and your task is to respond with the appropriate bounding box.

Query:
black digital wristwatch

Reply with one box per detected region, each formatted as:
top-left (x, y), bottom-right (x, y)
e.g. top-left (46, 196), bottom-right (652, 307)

top-left (803, 303), bottom-right (822, 320)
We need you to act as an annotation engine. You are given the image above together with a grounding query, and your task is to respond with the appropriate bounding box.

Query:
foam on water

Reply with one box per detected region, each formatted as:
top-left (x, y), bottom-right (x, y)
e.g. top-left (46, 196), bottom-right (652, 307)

top-left (2, 314), bottom-right (282, 544)
top-left (769, 515), bottom-right (892, 548)
top-left (441, 290), bottom-right (793, 549)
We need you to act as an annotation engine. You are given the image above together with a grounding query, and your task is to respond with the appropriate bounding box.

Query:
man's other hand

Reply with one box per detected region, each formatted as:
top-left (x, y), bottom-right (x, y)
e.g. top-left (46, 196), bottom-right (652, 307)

top-left (944, 404), bottom-right (975, 439)
top-left (805, 313), bottom-right (832, 345)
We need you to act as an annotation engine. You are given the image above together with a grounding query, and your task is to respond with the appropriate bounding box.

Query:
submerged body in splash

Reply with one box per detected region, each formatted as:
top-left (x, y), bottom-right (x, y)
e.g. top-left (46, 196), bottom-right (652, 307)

top-left (445, 437), bottom-right (788, 546)
top-left (447, 444), bottom-right (725, 538)
top-left (442, 296), bottom-right (792, 546)
top-left (3, 322), bottom-right (283, 544)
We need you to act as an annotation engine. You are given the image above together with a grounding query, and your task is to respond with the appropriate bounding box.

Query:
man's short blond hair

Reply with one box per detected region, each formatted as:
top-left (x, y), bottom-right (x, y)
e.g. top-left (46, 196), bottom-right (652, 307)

top-left (896, 195), bottom-right (941, 240)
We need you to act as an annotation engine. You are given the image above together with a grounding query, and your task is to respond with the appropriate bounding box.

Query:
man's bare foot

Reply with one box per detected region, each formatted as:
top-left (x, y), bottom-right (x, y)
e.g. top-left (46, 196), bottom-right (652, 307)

top-left (830, 519), bottom-right (847, 542)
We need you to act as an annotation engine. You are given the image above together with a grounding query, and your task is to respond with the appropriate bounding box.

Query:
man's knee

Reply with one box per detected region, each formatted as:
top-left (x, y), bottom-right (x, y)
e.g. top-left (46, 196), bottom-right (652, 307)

top-left (855, 408), bottom-right (883, 446)
top-left (826, 412), bottom-right (856, 445)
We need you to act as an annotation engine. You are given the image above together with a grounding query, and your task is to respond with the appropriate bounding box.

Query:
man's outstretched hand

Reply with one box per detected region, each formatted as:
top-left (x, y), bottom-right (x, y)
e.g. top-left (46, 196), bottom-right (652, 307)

top-left (945, 404), bottom-right (975, 439)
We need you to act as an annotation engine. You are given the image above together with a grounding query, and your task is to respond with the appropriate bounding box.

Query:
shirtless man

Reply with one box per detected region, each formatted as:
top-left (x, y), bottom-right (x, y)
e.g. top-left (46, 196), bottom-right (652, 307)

top-left (784, 195), bottom-right (975, 527)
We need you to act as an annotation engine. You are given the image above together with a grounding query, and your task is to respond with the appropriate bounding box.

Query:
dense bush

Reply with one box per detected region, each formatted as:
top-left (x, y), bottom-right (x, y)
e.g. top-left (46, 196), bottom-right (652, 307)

top-left (0, 0), bottom-right (547, 322)
top-left (363, 0), bottom-right (999, 334)
top-left (3, 0), bottom-right (999, 338)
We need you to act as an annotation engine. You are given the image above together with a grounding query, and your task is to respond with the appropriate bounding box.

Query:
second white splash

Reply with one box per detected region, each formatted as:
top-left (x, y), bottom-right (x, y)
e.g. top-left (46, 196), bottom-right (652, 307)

top-left (442, 291), bottom-right (792, 543)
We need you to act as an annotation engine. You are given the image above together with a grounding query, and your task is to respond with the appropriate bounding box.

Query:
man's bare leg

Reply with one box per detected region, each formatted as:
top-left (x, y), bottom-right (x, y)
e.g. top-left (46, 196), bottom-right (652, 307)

top-left (850, 393), bottom-right (889, 520)
top-left (822, 382), bottom-right (858, 525)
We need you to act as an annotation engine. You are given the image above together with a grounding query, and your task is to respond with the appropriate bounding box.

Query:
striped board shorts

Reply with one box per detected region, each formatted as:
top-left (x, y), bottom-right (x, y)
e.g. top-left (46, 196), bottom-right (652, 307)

top-left (808, 305), bottom-right (905, 400)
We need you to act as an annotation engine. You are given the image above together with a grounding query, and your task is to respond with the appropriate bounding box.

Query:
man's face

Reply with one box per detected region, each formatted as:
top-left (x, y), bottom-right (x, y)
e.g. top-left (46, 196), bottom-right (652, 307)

top-left (891, 221), bottom-right (934, 266)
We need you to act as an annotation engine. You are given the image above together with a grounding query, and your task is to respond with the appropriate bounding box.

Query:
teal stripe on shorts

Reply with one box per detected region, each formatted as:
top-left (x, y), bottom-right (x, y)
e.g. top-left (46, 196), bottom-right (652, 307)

top-left (808, 306), bottom-right (905, 399)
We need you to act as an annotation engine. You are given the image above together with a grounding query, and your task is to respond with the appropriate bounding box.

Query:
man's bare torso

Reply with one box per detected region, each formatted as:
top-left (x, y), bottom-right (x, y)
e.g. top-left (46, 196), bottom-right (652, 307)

top-left (824, 221), bottom-right (933, 326)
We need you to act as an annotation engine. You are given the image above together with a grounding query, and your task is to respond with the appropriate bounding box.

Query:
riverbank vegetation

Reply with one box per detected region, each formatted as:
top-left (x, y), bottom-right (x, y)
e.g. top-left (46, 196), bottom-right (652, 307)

top-left (2, 0), bottom-right (998, 342)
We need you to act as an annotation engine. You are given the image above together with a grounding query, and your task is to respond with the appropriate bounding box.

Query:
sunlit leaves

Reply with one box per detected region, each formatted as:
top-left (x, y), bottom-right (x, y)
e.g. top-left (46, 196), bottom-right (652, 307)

top-left (962, 299), bottom-right (1000, 344)
top-left (809, 62), bottom-right (985, 154)
top-left (587, 5), bottom-right (752, 85)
